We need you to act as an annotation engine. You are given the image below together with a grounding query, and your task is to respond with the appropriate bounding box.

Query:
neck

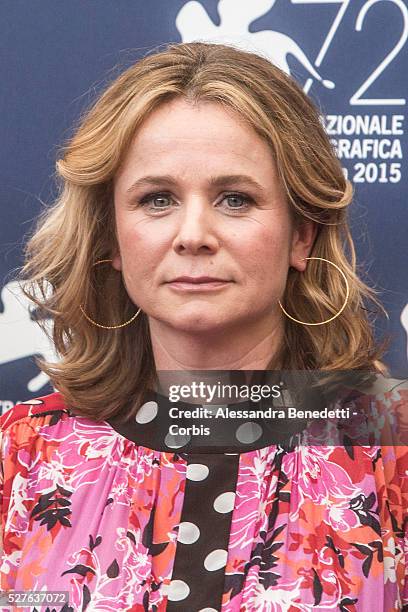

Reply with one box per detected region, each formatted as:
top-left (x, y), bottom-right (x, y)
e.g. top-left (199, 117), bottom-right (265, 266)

top-left (148, 317), bottom-right (285, 400)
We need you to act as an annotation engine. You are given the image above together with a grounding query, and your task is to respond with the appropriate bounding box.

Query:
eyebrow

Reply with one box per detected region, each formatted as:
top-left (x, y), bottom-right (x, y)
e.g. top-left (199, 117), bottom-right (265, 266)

top-left (125, 174), bottom-right (267, 195)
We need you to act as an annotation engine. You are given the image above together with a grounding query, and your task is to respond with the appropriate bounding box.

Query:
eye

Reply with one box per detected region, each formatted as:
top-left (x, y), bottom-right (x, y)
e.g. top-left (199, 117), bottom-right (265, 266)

top-left (138, 192), bottom-right (175, 211)
top-left (136, 191), bottom-right (254, 213)
top-left (220, 193), bottom-right (254, 213)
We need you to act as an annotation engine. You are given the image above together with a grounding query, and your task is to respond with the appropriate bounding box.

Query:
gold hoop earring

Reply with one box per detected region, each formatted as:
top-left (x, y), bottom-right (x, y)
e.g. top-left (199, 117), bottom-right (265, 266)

top-left (79, 259), bottom-right (142, 329)
top-left (278, 257), bottom-right (350, 326)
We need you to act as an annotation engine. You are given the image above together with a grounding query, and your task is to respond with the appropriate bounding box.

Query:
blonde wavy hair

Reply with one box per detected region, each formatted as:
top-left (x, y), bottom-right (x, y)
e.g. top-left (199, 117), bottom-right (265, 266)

top-left (18, 42), bottom-right (387, 421)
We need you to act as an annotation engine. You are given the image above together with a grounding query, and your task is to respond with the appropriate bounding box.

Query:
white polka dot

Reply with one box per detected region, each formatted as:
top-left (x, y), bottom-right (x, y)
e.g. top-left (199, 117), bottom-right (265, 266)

top-left (164, 431), bottom-right (191, 449)
top-left (161, 583), bottom-right (169, 596)
top-left (213, 491), bottom-right (235, 513)
top-left (204, 549), bottom-right (228, 571)
top-left (235, 421), bottom-right (263, 444)
top-left (177, 521), bottom-right (200, 544)
top-left (135, 401), bottom-right (158, 424)
top-left (167, 579), bottom-right (190, 601)
top-left (186, 463), bottom-right (209, 481)
top-left (199, 608), bottom-right (218, 612)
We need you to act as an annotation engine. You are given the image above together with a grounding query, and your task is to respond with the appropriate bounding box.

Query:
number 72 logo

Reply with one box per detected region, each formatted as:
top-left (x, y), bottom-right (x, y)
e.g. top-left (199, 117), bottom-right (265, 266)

top-left (293, 0), bottom-right (407, 105)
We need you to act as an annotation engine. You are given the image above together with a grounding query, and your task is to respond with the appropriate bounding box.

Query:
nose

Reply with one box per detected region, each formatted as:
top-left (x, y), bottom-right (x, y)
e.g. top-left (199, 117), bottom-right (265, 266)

top-left (172, 199), bottom-right (220, 255)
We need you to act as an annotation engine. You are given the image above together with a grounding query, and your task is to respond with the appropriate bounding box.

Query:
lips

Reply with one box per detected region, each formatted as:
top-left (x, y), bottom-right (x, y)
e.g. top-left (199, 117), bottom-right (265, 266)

top-left (169, 276), bottom-right (228, 284)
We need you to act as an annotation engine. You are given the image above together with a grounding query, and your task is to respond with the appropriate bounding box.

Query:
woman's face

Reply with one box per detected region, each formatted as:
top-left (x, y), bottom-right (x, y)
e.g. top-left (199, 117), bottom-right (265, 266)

top-left (112, 98), bottom-right (314, 336)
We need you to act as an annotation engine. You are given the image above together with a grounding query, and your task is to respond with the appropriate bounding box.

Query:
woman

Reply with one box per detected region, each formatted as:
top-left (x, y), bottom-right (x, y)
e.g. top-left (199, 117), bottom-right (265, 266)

top-left (1, 42), bottom-right (407, 611)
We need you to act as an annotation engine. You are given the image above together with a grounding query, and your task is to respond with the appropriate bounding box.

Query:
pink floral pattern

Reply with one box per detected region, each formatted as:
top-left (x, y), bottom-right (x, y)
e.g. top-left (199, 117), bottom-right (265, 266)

top-left (1, 387), bottom-right (408, 611)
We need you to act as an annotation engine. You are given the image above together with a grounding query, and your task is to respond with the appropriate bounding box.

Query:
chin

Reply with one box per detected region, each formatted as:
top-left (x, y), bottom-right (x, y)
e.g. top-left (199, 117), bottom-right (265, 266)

top-left (162, 310), bottom-right (233, 334)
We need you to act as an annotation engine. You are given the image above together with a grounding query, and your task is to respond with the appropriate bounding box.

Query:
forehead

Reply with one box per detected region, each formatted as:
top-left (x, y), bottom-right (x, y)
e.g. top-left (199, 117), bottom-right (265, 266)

top-left (115, 98), bottom-right (278, 185)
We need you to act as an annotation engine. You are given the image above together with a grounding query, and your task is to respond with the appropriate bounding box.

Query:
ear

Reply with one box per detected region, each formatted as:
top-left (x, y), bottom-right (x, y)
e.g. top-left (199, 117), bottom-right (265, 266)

top-left (289, 220), bottom-right (318, 272)
top-left (111, 252), bottom-right (122, 271)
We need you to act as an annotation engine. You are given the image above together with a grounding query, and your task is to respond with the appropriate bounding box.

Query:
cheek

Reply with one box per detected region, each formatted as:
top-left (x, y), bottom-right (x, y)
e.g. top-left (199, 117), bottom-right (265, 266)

top-left (116, 217), bottom-right (167, 270)
top-left (233, 222), bottom-right (291, 279)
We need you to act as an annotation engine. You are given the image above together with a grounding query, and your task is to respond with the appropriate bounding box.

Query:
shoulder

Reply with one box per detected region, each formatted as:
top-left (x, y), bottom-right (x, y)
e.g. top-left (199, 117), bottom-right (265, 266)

top-left (363, 373), bottom-right (408, 398)
top-left (364, 374), bottom-right (408, 437)
top-left (0, 391), bottom-right (70, 434)
top-left (1, 392), bottom-right (73, 481)
top-left (350, 373), bottom-right (408, 416)
top-left (364, 375), bottom-right (408, 510)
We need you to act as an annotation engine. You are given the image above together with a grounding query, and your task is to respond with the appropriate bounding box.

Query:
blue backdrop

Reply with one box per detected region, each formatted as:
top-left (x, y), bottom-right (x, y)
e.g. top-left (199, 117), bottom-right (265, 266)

top-left (1, 0), bottom-right (407, 414)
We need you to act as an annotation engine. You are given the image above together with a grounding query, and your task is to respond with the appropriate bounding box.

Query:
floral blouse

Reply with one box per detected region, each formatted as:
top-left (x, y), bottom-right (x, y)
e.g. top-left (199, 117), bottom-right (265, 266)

top-left (1, 382), bottom-right (408, 611)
